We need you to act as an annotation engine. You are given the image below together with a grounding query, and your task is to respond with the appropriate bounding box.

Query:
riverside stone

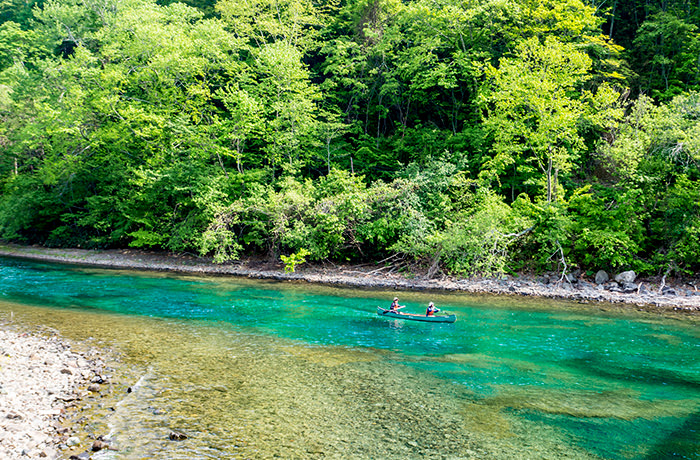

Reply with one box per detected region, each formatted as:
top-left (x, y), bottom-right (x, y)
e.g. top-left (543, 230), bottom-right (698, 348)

top-left (0, 328), bottom-right (107, 460)
top-left (594, 270), bottom-right (609, 285)
top-left (87, 384), bottom-right (101, 393)
top-left (615, 270), bottom-right (637, 284)
top-left (66, 436), bottom-right (81, 447)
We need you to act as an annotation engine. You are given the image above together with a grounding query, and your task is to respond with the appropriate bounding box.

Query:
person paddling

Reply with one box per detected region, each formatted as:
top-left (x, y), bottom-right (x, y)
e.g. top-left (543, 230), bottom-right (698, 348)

top-left (426, 301), bottom-right (440, 316)
top-left (389, 297), bottom-right (405, 314)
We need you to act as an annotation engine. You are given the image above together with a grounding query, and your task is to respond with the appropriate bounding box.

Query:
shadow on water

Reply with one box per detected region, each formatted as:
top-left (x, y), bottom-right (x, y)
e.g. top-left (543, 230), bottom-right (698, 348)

top-left (562, 356), bottom-right (700, 391)
top-left (646, 411), bottom-right (700, 459)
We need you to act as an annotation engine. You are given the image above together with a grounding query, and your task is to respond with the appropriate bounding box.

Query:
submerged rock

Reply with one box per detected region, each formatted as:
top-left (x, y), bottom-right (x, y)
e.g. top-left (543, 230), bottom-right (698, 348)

top-left (169, 431), bottom-right (188, 441)
top-left (92, 439), bottom-right (110, 451)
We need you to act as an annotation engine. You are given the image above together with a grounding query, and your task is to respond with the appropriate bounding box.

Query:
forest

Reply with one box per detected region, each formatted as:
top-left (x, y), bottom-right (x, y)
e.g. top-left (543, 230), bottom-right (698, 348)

top-left (0, 0), bottom-right (698, 278)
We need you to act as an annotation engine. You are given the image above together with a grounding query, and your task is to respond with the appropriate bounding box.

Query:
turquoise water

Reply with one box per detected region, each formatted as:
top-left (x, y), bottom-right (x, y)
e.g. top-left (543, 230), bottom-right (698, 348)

top-left (0, 257), bottom-right (698, 459)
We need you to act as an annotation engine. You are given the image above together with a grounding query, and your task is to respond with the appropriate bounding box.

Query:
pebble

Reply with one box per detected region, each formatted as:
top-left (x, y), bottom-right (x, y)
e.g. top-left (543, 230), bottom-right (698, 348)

top-left (0, 328), bottom-right (105, 459)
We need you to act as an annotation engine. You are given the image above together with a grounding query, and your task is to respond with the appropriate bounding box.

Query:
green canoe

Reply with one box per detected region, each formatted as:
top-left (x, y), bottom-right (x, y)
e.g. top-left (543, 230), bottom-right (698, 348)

top-left (377, 307), bottom-right (456, 323)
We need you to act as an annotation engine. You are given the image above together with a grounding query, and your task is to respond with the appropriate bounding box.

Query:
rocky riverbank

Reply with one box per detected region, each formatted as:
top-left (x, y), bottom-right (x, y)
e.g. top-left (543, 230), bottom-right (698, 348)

top-left (0, 324), bottom-right (115, 459)
top-left (0, 243), bottom-right (698, 314)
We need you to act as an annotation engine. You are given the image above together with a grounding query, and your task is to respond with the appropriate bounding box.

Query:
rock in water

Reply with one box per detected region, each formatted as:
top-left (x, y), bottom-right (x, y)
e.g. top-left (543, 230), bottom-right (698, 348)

top-left (69, 452), bottom-right (91, 460)
top-left (169, 431), bottom-right (188, 441)
top-left (92, 439), bottom-right (110, 451)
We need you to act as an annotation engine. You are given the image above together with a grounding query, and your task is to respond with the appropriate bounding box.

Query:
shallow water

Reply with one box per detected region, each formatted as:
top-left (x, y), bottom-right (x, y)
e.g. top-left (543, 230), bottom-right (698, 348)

top-left (0, 257), bottom-right (698, 459)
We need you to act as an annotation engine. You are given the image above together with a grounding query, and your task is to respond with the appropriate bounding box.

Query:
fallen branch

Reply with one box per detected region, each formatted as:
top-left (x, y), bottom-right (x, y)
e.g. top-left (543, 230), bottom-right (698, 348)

top-left (546, 239), bottom-right (569, 286)
top-left (658, 263), bottom-right (676, 294)
top-left (367, 265), bottom-right (392, 275)
top-left (427, 245), bottom-right (442, 279)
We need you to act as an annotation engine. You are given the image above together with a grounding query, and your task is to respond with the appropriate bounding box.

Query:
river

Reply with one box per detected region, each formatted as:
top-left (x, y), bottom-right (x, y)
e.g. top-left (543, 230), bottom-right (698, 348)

top-left (0, 257), bottom-right (698, 459)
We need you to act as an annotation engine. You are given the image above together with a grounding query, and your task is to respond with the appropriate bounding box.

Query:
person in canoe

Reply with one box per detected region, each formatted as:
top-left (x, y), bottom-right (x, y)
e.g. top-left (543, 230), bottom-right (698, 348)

top-left (390, 297), bottom-right (406, 313)
top-left (426, 301), bottom-right (440, 316)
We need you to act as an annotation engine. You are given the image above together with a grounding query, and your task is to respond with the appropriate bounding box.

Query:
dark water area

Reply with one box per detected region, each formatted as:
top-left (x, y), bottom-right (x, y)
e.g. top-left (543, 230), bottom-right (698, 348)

top-left (0, 257), bottom-right (698, 459)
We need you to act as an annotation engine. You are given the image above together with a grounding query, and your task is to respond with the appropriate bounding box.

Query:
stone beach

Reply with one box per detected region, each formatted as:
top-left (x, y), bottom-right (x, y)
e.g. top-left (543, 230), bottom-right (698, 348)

top-left (0, 326), bottom-right (112, 459)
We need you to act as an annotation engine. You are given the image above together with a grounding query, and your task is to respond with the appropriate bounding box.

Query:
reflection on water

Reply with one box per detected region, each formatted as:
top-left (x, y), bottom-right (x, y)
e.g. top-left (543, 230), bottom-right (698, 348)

top-left (0, 257), bottom-right (699, 459)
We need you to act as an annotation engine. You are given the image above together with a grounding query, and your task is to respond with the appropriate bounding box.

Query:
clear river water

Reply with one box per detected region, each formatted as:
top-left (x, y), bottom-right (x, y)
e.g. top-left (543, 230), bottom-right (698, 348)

top-left (0, 257), bottom-right (698, 459)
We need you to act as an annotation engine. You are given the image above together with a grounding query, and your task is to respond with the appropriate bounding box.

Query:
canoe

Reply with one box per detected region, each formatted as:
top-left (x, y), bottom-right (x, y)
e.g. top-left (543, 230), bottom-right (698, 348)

top-left (377, 307), bottom-right (456, 323)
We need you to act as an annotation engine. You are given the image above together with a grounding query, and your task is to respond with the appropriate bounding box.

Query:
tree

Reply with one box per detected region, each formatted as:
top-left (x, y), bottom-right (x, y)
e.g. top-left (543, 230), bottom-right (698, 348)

top-left (480, 36), bottom-right (593, 204)
top-left (631, 11), bottom-right (700, 99)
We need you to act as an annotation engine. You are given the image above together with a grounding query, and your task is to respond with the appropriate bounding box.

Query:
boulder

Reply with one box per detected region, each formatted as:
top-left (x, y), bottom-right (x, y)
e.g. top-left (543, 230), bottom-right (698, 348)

top-left (594, 270), bottom-right (609, 285)
top-left (614, 270), bottom-right (636, 284)
top-left (662, 287), bottom-right (677, 296)
top-left (622, 282), bottom-right (638, 293)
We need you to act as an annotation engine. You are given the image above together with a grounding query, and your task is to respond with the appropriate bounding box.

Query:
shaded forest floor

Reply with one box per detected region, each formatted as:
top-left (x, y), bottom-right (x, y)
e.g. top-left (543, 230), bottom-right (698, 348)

top-left (0, 243), bottom-right (698, 316)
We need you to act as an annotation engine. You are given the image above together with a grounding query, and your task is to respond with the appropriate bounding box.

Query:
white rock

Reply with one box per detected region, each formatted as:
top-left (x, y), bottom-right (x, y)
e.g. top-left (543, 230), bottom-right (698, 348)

top-left (615, 270), bottom-right (636, 284)
top-left (66, 436), bottom-right (81, 447)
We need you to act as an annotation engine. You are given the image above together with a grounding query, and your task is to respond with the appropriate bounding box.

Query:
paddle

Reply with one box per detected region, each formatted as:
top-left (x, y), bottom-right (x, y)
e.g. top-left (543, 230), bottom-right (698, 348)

top-left (382, 305), bottom-right (405, 314)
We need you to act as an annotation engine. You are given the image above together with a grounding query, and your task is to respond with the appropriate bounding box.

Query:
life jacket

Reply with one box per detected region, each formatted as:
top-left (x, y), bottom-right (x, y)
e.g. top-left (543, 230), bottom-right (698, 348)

top-left (426, 306), bottom-right (436, 316)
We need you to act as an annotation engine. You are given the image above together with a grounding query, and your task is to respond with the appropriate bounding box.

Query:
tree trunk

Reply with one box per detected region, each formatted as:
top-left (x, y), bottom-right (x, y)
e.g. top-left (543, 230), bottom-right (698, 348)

top-left (609, 0), bottom-right (617, 38)
top-left (546, 147), bottom-right (553, 204)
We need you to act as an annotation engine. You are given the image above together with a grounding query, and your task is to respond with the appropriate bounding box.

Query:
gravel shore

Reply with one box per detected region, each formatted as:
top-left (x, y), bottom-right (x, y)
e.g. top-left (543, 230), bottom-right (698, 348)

top-left (0, 243), bottom-right (698, 314)
top-left (0, 325), bottom-right (111, 459)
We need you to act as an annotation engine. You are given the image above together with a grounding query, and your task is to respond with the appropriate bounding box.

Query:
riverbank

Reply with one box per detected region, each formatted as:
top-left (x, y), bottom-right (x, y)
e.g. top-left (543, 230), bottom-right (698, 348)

top-left (0, 323), bottom-right (114, 459)
top-left (0, 243), bottom-right (697, 314)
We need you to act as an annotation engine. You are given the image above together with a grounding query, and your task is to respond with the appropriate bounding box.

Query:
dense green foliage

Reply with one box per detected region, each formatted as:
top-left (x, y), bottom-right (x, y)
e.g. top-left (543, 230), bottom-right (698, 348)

top-left (0, 0), bottom-right (698, 278)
